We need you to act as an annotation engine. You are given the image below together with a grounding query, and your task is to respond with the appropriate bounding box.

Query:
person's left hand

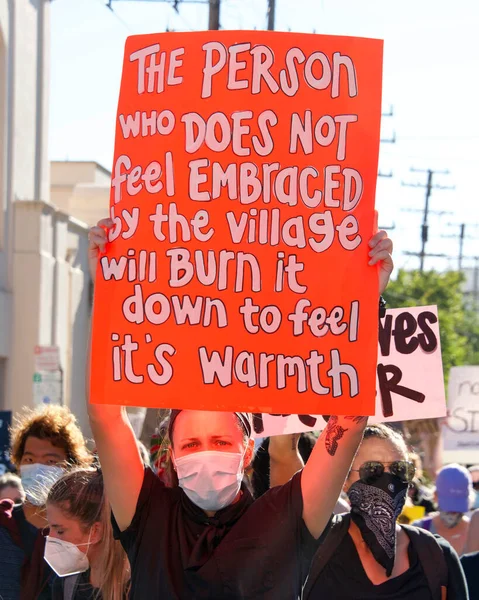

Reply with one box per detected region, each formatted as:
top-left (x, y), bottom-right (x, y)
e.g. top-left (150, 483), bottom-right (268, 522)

top-left (368, 230), bottom-right (393, 295)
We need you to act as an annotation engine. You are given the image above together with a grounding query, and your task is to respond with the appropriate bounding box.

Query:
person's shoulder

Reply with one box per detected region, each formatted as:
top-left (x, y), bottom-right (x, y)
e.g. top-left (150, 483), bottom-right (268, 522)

top-left (430, 533), bottom-right (454, 552)
top-left (469, 508), bottom-right (479, 523)
top-left (138, 467), bottom-right (181, 510)
top-left (256, 470), bottom-right (302, 503)
top-left (461, 550), bottom-right (479, 566)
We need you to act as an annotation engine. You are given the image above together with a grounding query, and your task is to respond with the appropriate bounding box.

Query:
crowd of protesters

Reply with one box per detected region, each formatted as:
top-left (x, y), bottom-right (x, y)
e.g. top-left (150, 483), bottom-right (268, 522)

top-left (0, 220), bottom-right (476, 599)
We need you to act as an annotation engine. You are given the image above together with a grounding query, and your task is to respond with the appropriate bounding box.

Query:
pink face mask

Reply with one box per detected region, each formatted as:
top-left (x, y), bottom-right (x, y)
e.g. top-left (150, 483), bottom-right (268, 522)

top-left (173, 450), bottom-right (245, 511)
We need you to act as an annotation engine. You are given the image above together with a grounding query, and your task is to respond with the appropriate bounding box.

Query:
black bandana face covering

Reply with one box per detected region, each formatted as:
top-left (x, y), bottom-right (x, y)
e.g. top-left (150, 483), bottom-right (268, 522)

top-left (347, 472), bottom-right (408, 577)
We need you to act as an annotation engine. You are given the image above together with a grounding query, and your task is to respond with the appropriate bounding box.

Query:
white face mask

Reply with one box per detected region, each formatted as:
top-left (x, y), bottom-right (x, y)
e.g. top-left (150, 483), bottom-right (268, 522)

top-left (20, 464), bottom-right (64, 506)
top-left (174, 450), bottom-right (245, 512)
top-left (44, 535), bottom-right (90, 577)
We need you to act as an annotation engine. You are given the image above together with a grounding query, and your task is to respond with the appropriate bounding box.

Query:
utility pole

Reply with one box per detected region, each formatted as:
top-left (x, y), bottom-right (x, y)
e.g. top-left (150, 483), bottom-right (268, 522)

top-left (208, 0), bottom-right (220, 29)
top-left (458, 223), bottom-right (465, 270)
top-left (474, 257), bottom-right (479, 309)
top-left (441, 223), bottom-right (479, 270)
top-left (378, 107), bottom-right (395, 178)
top-left (402, 168), bottom-right (454, 272)
top-left (267, 0), bottom-right (276, 30)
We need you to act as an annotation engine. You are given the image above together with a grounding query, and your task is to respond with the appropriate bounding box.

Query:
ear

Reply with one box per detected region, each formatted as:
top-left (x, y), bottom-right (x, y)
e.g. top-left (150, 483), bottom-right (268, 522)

top-left (168, 447), bottom-right (177, 471)
top-left (243, 439), bottom-right (255, 469)
top-left (89, 521), bottom-right (103, 545)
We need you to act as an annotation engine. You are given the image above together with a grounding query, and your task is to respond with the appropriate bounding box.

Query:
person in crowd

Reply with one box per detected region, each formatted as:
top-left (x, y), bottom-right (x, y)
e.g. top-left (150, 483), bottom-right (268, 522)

top-left (407, 452), bottom-right (436, 514)
top-left (87, 218), bottom-right (393, 599)
top-left (464, 507), bottom-right (479, 554)
top-left (45, 468), bottom-right (130, 600)
top-left (468, 465), bottom-right (479, 510)
top-left (0, 473), bottom-right (25, 504)
top-left (251, 432), bottom-right (316, 498)
top-left (257, 433), bottom-right (351, 513)
top-left (299, 424), bottom-right (469, 599)
top-left (136, 440), bottom-right (151, 468)
top-left (460, 551), bottom-right (479, 599)
top-left (0, 404), bottom-right (91, 600)
top-left (414, 463), bottom-right (473, 556)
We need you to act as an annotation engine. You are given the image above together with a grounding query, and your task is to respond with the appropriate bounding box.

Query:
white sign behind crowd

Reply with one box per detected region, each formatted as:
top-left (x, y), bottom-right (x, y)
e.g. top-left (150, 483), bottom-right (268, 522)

top-left (443, 366), bottom-right (479, 463)
top-left (252, 306), bottom-right (446, 437)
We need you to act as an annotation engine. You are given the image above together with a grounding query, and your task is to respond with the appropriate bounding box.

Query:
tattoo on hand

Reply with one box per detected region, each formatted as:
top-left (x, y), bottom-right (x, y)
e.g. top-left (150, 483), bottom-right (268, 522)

top-left (344, 416), bottom-right (368, 424)
top-left (324, 416), bottom-right (349, 456)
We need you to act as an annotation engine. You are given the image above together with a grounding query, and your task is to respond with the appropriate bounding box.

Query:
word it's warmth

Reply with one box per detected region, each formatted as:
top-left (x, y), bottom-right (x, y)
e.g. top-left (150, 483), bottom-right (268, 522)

top-left (110, 333), bottom-right (358, 397)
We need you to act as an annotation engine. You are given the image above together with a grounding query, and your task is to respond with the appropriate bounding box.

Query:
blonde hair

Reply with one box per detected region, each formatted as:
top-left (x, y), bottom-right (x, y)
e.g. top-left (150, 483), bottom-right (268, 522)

top-left (47, 469), bottom-right (129, 600)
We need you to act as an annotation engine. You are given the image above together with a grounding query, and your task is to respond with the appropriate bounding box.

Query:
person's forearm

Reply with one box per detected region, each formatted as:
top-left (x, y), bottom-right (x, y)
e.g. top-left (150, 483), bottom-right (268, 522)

top-left (301, 416), bottom-right (367, 538)
top-left (269, 435), bottom-right (304, 488)
top-left (87, 322), bottom-right (144, 531)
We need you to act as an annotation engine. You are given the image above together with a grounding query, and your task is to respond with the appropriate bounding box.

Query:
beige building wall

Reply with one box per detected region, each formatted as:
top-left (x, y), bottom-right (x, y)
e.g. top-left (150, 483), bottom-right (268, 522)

top-left (50, 161), bottom-right (110, 227)
top-left (0, 4), bottom-right (139, 437)
top-left (0, 2), bottom-right (93, 436)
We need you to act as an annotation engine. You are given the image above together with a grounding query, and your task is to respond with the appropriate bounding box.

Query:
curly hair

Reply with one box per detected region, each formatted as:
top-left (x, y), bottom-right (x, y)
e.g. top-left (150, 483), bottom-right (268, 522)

top-left (10, 405), bottom-right (91, 468)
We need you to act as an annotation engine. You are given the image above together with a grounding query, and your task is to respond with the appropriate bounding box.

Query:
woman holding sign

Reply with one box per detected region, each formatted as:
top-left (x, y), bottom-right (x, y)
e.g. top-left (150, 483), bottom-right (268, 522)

top-left (87, 219), bottom-right (393, 599)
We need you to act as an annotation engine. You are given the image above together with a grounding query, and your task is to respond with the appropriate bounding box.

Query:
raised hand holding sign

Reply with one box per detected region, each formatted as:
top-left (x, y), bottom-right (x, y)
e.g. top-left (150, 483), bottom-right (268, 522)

top-left (90, 31), bottom-right (384, 416)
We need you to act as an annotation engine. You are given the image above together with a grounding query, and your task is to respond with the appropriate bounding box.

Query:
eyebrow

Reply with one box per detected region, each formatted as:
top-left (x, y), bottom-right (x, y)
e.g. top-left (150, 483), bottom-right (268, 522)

top-left (23, 451), bottom-right (63, 459)
top-left (179, 435), bottom-right (234, 443)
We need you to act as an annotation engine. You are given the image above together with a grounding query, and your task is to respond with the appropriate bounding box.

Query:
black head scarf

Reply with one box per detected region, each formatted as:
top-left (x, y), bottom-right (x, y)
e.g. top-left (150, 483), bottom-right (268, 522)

top-left (347, 473), bottom-right (408, 577)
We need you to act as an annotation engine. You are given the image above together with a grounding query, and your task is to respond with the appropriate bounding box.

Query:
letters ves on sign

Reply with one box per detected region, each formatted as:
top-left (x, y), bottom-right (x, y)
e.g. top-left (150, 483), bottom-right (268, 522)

top-left (90, 31), bottom-right (383, 414)
top-left (252, 306), bottom-right (446, 437)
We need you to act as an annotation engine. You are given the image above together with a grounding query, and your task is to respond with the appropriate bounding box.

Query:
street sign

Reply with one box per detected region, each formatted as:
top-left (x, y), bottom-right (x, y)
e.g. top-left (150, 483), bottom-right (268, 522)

top-left (34, 346), bottom-right (61, 372)
top-left (33, 371), bottom-right (62, 406)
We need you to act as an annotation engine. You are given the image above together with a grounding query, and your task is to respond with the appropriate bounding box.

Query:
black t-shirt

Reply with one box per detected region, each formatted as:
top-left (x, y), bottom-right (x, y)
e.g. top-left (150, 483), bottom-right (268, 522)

top-left (51, 571), bottom-right (101, 600)
top-left (112, 467), bottom-right (318, 599)
top-left (305, 528), bottom-right (468, 600)
top-left (461, 552), bottom-right (479, 600)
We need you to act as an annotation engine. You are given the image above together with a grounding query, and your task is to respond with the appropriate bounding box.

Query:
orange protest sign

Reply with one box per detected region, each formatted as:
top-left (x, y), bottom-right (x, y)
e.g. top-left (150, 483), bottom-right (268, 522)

top-left (90, 31), bottom-right (383, 414)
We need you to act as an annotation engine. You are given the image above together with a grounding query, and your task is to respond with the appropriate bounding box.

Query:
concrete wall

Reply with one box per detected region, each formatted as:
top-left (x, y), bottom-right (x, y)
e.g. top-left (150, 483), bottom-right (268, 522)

top-left (50, 161), bottom-right (110, 227)
top-left (0, 2), bottom-right (93, 436)
top-left (8, 201), bottom-right (90, 426)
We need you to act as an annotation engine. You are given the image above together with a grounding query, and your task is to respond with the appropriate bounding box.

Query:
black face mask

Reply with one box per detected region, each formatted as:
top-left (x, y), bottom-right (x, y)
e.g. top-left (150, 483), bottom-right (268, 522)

top-left (347, 472), bottom-right (408, 577)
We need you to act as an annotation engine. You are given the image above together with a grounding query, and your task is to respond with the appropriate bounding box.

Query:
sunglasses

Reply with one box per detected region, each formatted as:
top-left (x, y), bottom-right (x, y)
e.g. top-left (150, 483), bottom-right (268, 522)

top-left (473, 481), bottom-right (479, 491)
top-left (351, 460), bottom-right (416, 484)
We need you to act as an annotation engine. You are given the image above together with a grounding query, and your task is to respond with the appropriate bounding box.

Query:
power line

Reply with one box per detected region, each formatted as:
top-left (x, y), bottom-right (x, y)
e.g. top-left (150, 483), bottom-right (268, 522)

top-left (105, 0), bottom-right (205, 31)
top-left (378, 108), bottom-right (396, 178)
top-left (105, 4), bottom-right (135, 31)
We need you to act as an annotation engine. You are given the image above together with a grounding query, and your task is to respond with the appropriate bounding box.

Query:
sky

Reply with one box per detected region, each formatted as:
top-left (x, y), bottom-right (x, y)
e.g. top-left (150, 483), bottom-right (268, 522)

top-left (48, 0), bottom-right (479, 272)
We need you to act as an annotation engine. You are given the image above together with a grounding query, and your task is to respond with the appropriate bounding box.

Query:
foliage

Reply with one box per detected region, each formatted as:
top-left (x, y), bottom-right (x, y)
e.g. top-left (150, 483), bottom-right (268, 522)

top-left (384, 269), bottom-right (479, 382)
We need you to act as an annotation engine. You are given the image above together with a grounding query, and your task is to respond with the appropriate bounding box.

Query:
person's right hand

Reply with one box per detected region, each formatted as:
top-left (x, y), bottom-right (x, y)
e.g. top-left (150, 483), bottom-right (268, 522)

top-left (88, 218), bottom-right (113, 281)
